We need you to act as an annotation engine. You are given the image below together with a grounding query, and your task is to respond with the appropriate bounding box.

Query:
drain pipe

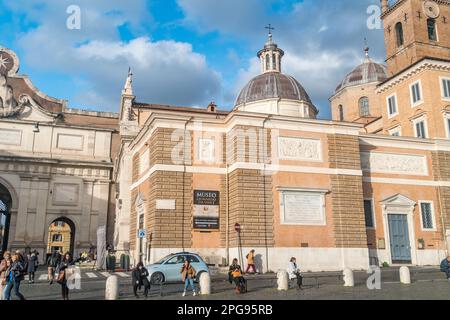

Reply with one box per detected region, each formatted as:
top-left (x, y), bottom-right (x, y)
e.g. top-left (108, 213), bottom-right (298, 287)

top-left (262, 115), bottom-right (271, 273)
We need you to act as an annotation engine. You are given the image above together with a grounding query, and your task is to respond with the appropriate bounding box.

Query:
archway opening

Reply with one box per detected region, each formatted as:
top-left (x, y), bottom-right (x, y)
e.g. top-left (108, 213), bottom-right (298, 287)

top-left (46, 217), bottom-right (76, 260)
top-left (0, 183), bottom-right (12, 255)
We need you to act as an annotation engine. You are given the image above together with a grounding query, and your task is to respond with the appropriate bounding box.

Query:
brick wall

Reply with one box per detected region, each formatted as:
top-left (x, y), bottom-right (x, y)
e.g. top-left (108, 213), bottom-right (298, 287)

top-left (328, 134), bottom-right (361, 170)
top-left (228, 169), bottom-right (274, 248)
top-left (432, 151), bottom-right (450, 229)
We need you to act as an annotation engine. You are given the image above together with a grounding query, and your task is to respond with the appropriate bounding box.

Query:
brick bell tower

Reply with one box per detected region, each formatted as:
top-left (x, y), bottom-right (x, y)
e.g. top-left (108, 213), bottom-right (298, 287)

top-left (380, 0), bottom-right (450, 76)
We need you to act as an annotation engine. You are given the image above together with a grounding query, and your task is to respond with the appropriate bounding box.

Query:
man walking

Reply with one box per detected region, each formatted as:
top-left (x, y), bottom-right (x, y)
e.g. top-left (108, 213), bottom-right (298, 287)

top-left (245, 250), bottom-right (257, 274)
top-left (47, 250), bottom-right (61, 285)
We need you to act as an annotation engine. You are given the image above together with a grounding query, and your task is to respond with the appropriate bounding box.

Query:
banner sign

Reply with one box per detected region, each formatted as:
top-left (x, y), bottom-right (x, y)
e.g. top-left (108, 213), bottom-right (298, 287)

top-left (193, 190), bottom-right (219, 230)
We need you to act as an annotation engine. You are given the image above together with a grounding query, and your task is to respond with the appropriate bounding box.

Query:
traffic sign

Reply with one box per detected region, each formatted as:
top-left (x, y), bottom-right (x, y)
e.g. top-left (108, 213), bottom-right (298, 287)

top-left (138, 229), bottom-right (146, 238)
top-left (234, 223), bottom-right (241, 233)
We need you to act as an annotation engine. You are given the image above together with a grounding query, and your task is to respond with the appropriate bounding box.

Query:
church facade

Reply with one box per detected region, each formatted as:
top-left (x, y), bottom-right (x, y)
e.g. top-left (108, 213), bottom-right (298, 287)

top-left (0, 47), bottom-right (119, 259)
top-left (114, 0), bottom-right (450, 272)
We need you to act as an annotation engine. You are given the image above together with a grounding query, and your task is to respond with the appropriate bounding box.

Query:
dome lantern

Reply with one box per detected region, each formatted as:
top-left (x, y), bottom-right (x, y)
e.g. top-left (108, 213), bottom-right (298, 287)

top-left (257, 25), bottom-right (284, 74)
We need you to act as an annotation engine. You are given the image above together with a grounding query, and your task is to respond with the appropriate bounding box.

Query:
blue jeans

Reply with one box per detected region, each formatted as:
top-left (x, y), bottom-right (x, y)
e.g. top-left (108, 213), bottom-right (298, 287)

top-left (184, 278), bottom-right (196, 291)
top-left (4, 280), bottom-right (25, 300)
top-left (3, 281), bottom-right (13, 300)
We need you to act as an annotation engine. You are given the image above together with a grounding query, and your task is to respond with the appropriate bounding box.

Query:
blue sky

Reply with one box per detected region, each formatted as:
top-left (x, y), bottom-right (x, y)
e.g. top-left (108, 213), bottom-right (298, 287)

top-left (0, 0), bottom-right (384, 119)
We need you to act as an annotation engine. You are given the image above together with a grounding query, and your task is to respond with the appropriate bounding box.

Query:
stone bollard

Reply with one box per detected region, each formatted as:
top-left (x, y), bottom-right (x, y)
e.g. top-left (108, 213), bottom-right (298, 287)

top-left (199, 272), bottom-right (211, 295)
top-left (105, 275), bottom-right (119, 300)
top-left (277, 270), bottom-right (289, 291)
top-left (399, 266), bottom-right (411, 284)
top-left (343, 268), bottom-right (354, 287)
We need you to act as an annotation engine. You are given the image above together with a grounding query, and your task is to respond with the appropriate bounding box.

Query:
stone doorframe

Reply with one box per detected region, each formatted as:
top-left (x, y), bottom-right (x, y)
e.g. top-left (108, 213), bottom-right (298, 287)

top-left (380, 194), bottom-right (417, 266)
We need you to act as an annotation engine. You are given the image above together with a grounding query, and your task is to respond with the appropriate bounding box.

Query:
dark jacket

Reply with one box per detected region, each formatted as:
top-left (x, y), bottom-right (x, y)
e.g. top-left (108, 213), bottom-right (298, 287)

top-left (27, 254), bottom-right (38, 273)
top-left (440, 259), bottom-right (450, 272)
top-left (228, 264), bottom-right (243, 283)
top-left (56, 259), bottom-right (75, 284)
top-left (6, 261), bottom-right (25, 282)
top-left (132, 267), bottom-right (149, 286)
top-left (47, 253), bottom-right (61, 268)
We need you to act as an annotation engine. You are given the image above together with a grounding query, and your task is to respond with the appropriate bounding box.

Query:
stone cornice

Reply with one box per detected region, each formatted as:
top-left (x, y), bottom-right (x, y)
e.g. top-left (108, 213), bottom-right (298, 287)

top-left (376, 59), bottom-right (450, 93)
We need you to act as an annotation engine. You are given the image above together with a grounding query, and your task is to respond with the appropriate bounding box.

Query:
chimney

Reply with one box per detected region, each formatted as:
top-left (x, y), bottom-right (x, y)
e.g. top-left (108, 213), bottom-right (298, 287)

top-left (207, 102), bottom-right (217, 113)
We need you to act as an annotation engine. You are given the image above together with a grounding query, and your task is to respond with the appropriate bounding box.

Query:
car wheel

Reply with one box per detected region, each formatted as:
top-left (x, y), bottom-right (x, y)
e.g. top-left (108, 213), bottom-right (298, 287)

top-left (151, 272), bottom-right (165, 285)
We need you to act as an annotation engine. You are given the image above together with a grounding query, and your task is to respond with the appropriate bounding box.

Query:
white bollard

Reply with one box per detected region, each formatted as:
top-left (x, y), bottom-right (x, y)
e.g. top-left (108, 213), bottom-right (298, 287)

top-left (399, 266), bottom-right (411, 284)
top-left (343, 268), bottom-right (354, 287)
top-left (105, 275), bottom-right (119, 300)
top-left (277, 270), bottom-right (289, 291)
top-left (199, 272), bottom-right (211, 295)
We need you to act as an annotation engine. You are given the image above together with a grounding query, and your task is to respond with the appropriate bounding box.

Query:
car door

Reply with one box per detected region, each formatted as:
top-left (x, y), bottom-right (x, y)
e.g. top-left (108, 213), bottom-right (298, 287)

top-left (163, 255), bottom-right (185, 282)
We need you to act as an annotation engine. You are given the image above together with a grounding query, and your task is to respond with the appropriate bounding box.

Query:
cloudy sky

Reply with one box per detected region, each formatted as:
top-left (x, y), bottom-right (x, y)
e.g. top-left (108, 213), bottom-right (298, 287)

top-left (0, 0), bottom-right (385, 119)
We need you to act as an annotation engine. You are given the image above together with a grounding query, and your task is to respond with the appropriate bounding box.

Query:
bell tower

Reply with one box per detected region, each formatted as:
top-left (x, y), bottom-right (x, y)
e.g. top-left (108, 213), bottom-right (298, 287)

top-left (381, 0), bottom-right (450, 76)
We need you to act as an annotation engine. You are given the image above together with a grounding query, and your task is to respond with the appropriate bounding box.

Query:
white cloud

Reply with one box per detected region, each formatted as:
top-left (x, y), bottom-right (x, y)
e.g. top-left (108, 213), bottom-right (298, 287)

top-left (4, 0), bottom-right (222, 110)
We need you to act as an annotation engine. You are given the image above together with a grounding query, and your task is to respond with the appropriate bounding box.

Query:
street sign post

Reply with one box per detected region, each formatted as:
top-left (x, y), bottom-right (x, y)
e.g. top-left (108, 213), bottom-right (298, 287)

top-left (138, 229), bottom-right (146, 238)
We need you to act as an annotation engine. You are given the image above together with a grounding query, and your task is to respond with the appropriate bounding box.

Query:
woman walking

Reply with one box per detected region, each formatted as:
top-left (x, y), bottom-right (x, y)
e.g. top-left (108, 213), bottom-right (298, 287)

top-left (180, 260), bottom-right (197, 297)
top-left (0, 251), bottom-right (11, 299)
top-left (56, 252), bottom-right (75, 300)
top-left (131, 262), bottom-right (151, 298)
top-left (4, 253), bottom-right (26, 300)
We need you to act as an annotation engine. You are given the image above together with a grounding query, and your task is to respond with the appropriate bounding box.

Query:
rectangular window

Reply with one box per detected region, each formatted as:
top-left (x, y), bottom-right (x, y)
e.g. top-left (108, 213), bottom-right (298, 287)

top-left (52, 234), bottom-right (63, 242)
top-left (442, 78), bottom-right (450, 100)
top-left (388, 126), bottom-right (401, 137)
top-left (420, 202), bottom-right (434, 230)
top-left (364, 200), bottom-right (374, 228)
top-left (138, 214), bottom-right (144, 230)
top-left (447, 117), bottom-right (450, 138)
top-left (410, 82), bottom-right (422, 105)
top-left (415, 120), bottom-right (427, 139)
top-left (387, 95), bottom-right (398, 117)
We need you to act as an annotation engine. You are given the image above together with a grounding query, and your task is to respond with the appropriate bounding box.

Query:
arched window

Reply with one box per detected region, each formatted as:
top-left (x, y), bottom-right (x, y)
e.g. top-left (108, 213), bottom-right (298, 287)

top-left (427, 18), bottom-right (437, 41)
top-left (265, 54), bottom-right (270, 71)
top-left (395, 22), bottom-right (404, 47)
top-left (359, 97), bottom-right (370, 117)
top-left (338, 105), bottom-right (344, 121)
top-left (272, 53), bottom-right (276, 71)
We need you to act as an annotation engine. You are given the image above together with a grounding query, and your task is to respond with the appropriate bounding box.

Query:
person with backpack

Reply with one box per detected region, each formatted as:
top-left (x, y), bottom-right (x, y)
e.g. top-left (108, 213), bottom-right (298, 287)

top-left (27, 250), bottom-right (38, 284)
top-left (180, 260), bottom-right (197, 297)
top-left (4, 253), bottom-right (26, 300)
top-left (440, 256), bottom-right (450, 282)
top-left (228, 258), bottom-right (247, 294)
top-left (47, 250), bottom-right (61, 285)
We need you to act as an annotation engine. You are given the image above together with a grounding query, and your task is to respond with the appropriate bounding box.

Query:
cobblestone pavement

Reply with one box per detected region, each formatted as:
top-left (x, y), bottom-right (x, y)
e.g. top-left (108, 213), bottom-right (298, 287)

top-left (12, 268), bottom-right (450, 300)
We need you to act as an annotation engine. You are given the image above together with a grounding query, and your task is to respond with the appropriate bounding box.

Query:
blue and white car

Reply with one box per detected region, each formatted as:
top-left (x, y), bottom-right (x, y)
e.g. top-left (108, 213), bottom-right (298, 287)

top-left (145, 252), bottom-right (209, 284)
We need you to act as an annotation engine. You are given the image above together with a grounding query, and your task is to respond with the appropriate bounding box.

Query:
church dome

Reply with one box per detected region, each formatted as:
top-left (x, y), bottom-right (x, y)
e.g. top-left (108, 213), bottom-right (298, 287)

top-left (335, 48), bottom-right (388, 93)
top-left (233, 29), bottom-right (317, 119)
top-left (235, 72), bottom-right (314, 107)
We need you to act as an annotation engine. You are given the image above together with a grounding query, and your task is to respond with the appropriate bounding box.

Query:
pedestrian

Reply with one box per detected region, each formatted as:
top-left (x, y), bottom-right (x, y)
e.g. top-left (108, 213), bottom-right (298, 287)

top-left (46, 250), bottom-right (61, 284)
top-left (228, 258), bottom-right (247, 294)
top-left (245, 249), bottom-right (257, 274)
top-left (0, 251), bottom-right (11, 299)
top-left (56, 252), bottom-right (75, 300)
top-left (4, 253), bottom-right (26, 300)
top-left (180, 260), bottom-right (197, 297)
top-left (440, 256), bottom-right (450, 282)
top-left (132, 262), bottom-right (151, 298)
top-left (287, 257), bottom-right (303, 290)
top-left (27, 250), bottom-right (38, 284)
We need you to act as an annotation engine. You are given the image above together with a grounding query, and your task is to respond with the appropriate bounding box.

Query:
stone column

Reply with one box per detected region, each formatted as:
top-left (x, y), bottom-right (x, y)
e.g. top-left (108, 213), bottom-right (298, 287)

top-left (80, 179), bottom-right (94, 249)
top-left (31, 177), bottom-right (50, 252)
top-left (12, 176), bottom-right (32, 248)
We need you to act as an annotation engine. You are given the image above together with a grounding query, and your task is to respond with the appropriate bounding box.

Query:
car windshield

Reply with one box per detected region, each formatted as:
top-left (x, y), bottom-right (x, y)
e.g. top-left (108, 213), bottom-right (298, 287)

top-left (153, 254), bottom-right (174, 264)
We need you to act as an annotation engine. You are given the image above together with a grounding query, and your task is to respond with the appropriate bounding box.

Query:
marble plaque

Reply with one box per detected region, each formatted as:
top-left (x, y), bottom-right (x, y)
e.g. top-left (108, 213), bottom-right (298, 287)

top-left (361, 152), bottom-right (428, 175)
top-left (156, 199), bottom-right (176, 210)
top-left (56, 134), bottom-right (84, 150)
top-left (198, 138), bottom-right (215, 161)
top-left (0, 129), bottom-right (22, 145)
top-left (278, 137), bottom-right (321, 161)
top-left (281, 192), bottom-right (325, 225)
top-left (53, 183), bottom-right (79, 205)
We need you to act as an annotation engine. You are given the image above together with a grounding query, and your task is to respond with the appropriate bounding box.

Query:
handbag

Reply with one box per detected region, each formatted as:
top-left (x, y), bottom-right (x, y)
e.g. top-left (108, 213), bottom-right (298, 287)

top-left (56, 270), bottom-right (65, 283)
